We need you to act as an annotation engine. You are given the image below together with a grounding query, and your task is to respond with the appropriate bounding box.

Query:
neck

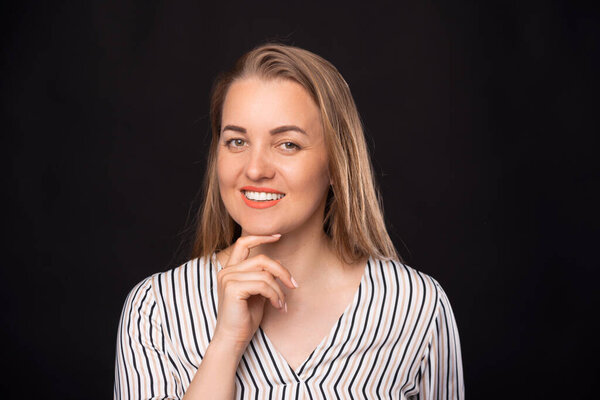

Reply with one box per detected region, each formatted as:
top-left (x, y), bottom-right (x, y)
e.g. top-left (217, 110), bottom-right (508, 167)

top-left (246, 227), bottom-right (338, 284)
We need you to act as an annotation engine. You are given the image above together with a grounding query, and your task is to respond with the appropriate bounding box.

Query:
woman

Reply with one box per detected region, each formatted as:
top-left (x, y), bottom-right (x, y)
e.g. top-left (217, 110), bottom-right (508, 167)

top-left (114, 43), bottom-right (464, 399)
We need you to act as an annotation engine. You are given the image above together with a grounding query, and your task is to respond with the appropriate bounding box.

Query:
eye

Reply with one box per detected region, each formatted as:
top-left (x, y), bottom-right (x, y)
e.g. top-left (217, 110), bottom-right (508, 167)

top-left (278, 141), bottom-right (301, 152)
top-left (225, 138), bottom-right (247, 150)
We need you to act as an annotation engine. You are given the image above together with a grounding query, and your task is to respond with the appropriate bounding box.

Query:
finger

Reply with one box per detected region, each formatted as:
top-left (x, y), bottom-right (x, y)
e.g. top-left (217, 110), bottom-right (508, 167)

top-left (226, 280), bottom-right (284, 310)
top-left (221, 271), bottom-right (286, 303)
top-left (227, 234), bottom-right (281, 266)
top-left (221, 255), bottom-right (297, 289)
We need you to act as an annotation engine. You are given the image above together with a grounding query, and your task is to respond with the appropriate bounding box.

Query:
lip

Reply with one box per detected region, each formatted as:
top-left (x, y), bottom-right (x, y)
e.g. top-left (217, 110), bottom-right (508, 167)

top-left (240, 186), bottom-right (285, 209)
top-left (240, 186), bottom-right (285, 194)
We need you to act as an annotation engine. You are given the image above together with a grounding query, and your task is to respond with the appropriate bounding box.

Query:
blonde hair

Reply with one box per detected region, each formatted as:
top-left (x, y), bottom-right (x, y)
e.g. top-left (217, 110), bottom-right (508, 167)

top-left (192, 43), bottom-right (399, 263)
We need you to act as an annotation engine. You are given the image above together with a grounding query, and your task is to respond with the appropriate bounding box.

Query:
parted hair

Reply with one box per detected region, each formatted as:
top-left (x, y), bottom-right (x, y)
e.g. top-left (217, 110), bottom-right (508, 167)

top-left (192, 43), bottom-right (399, 264)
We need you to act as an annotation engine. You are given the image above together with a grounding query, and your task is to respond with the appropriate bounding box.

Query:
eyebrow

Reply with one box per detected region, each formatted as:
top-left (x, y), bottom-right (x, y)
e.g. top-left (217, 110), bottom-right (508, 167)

top-left (221, 124), bottom-right (307, 135)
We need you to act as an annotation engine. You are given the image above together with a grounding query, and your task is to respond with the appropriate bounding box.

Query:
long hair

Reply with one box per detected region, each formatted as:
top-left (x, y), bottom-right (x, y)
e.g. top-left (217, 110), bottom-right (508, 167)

top-left (192, 43), bottom-right (399, 264)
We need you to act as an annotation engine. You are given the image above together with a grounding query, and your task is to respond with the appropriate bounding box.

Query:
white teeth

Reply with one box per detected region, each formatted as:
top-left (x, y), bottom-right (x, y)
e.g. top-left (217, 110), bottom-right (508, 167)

top-left (244, 191), bottom-right (285, 201)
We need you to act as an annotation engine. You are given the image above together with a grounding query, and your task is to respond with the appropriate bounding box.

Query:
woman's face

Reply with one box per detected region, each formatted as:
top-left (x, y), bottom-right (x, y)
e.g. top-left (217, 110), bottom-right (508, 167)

top-left (216, 77), bottom-right (330, 237)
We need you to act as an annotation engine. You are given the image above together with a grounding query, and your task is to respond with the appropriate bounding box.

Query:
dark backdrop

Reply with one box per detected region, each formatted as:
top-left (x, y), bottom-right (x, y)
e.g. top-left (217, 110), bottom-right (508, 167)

top-left (2, 0), bottom-right (598, 398)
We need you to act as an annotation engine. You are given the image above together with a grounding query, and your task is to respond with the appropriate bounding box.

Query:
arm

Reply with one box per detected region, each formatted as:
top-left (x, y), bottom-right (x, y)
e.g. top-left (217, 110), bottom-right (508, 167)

top-left (114, 277), bottom-right (181, 400)
top-left (181, 337), bottom-right (245, 399)
top-left (414, 283), bottom-right (464, 399)
top-left (115, 236), bottom-right (296, 399)
top-left (183, 235), bottom-right (297, 399)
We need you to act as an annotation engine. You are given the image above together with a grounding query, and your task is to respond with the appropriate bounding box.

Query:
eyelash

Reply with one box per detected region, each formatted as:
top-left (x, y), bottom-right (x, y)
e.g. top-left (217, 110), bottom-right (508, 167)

top-left (279, 142), bottom-right (300, 151)
top-left (224, 138), bottom-right (247, 149)
top-left (224, 139), bottom-right (301, 152)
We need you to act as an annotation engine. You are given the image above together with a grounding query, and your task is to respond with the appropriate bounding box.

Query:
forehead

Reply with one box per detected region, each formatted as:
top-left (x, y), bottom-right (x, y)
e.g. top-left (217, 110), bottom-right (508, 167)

top-left (221, 77), bottom-right (322, 132)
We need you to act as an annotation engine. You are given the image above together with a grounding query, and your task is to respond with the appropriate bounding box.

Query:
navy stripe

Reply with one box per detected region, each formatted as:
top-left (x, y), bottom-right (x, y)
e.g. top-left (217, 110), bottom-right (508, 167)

top-left (235, 371), bottom-right (245, 400)
top-left (296, 348), bottom-right (315, 376)
top-left (208, 259), bottom-right (218, 318)
top-left (120, 283), bottom-right (142, 399)
top-left (196, 258), bottom-right (212, 343)
top-left (241, 355), bottom-right (260, 400)
top-left (398, 274), bottom-right (440, 392)
top-left (169, 269), bottom-right (194, 384)
top-left (347, 260), bottom-right (386, 397)
top-left (183, 263), bottom-right (203, 360)
top-left (137, 287), bottom-right (154, 398)
top-left (166, 352), bottom-right (183, 396)
top-left (148, 302), bottom-right (169, 397)
top-left (303, 316), bottom-right (345, 400)
top-left (362, 260), bottom-right (398, 399)
top-left (388, 270), bottom-right (430, 396)
top-left (376, 262), bottom-right (413, 396)
top-left (157, 275), bottom-right (173, 344)
top-left (127, 283), bottom-right (147, 399)
top-left (318, 283), bottom-right (364, 398)
top-left (436, 319), bottom-right (441, 394)
top-left (441, 301), bottom-right (452, 400)
top-left (249, 340), bottom-right (273, 399)
top-left (258, 327), bottom-right (288, 384)
top-left (333, 261), bottom-right (376, 398)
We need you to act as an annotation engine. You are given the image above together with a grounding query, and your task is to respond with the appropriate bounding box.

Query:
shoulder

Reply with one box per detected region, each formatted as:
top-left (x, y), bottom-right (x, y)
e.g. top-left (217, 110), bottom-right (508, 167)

top-left (150, 254), bottom-right (218, 288)
top-left (122, 255), bottom-right (217, 307)
top-left (370, 258), bottom-right (445, 298)
top-left (369, 258), bottom-right (452, 319)
top-left (119, 274), bottom-right (156, 318)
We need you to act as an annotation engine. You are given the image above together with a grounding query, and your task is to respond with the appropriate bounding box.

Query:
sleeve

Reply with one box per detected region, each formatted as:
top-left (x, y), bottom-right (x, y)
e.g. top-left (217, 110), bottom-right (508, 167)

top-left (114, 276), bottom-right (182, 400)
top-left (412, 282), bottom-right (464, 400)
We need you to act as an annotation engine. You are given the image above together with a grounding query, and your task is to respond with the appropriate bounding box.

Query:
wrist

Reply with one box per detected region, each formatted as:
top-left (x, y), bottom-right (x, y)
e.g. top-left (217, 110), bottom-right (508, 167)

top-left (208, 334), bottom-right (248, 361)
top-left (185, 334), bottom-right (243, 399)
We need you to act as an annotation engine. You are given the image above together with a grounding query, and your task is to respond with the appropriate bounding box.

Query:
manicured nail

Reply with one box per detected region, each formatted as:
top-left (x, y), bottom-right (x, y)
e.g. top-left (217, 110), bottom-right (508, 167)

top-left (291, 276), bottom-right (299, 288)
top-left (271, 234), bottom-right (281, 238)
top-left (284, 302), bottom-right (288, 313)
top-left (278, 299), bottom-right (283, 309)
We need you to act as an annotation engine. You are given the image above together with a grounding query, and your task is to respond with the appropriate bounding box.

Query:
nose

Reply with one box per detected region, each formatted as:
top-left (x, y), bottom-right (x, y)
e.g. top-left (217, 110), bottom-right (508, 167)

top-left (244, 145), bottom-right (275, 181)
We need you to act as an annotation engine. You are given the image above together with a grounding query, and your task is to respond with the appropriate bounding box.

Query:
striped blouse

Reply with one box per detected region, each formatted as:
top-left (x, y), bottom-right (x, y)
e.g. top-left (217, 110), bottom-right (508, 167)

top-left (114, 255), bottom-right (464, 399)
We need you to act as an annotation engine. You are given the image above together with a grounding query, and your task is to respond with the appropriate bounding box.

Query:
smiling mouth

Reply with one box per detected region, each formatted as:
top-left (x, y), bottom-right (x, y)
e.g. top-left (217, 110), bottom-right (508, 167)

top-left (242, 190), bottom-right (286, 201)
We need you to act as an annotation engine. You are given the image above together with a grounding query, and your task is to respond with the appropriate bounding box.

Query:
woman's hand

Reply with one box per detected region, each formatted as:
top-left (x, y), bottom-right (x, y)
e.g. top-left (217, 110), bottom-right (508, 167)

top-left (212, 234), bottom-right (298, 353)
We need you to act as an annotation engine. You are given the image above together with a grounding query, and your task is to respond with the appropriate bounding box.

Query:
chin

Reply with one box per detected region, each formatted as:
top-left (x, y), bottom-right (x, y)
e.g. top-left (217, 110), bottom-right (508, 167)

top-left (243, 228), bottom-right (278, 236)
top-left (235, 216), bottom-right (282, 236)
top-left (240, 223), bottom-right (283, 236)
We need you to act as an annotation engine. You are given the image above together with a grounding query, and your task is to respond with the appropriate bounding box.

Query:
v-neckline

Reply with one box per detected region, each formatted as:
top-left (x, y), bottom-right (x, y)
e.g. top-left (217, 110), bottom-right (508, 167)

top-left (255, 257), bottom-right (371, 378)
top-left (213, 254), bottom-right (371, 378)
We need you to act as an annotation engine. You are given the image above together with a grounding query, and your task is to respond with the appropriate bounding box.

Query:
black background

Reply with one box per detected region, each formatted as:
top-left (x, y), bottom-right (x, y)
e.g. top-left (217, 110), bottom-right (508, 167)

top-left (2, 0), bottom-right (598, 398)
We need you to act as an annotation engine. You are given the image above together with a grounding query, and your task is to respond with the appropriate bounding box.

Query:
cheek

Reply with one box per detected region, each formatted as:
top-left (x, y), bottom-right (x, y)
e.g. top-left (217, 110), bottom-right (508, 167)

top-left (216, 154), bottom-right (225, 183)
top-left (216, 156), bottom-right (237, 207)
top-left (216, 151), bottom-right (234, 186)
top-left (285, 156), bottom-right (330, 196)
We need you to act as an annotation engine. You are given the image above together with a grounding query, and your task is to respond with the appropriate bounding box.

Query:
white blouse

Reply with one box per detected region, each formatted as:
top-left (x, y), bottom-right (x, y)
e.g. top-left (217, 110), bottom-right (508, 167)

top-left (114, 255), bottom-right (464, 399)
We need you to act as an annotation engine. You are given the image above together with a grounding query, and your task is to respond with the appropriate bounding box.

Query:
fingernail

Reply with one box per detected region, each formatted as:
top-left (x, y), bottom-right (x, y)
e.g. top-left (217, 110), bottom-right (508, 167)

top-left (278, 299), bottom-right (283, 309)
top-left (272, 234), bottom-right (281, 238)
top-left (291, 276), bottom-right (299, 288)
top-left (284, 302), bottom-right (288, 313)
